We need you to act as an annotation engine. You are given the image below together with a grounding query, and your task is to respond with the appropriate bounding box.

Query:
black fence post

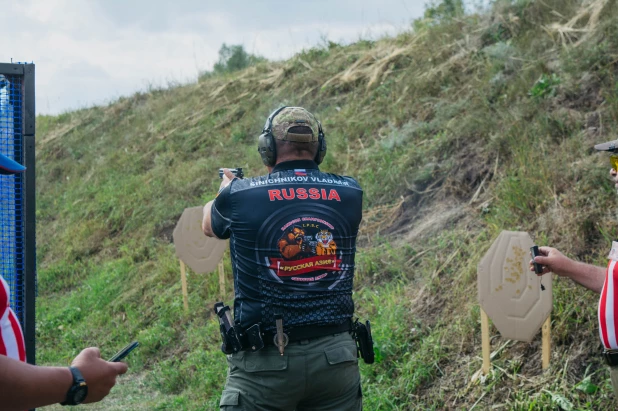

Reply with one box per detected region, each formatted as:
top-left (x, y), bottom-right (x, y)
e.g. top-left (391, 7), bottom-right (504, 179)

top-left (23, 63), bottom-right (36, 365)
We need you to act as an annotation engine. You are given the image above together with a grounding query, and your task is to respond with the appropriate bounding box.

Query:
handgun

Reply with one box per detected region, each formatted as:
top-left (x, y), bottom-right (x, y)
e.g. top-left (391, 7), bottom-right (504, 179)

top-left (219, 168), bottom-right (244, 179)
top-left (214, 302), bottom-right (243, 354)
top-left (302, 236), bottom-right (317, 253)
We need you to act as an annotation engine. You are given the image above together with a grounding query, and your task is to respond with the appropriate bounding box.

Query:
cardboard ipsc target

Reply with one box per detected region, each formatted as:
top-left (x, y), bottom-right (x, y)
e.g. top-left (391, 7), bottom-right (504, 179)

top-left (478, 231), bottom-right (552, 342)
top-left (173, 206), bottom-right (227, 274)
top-left (172, 206), bottom-right (228, 312)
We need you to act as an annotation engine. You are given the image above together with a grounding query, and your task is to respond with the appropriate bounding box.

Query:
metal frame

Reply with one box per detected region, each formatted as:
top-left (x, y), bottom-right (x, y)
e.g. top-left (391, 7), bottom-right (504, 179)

top-left (0, 63), bottom-right (36, 365)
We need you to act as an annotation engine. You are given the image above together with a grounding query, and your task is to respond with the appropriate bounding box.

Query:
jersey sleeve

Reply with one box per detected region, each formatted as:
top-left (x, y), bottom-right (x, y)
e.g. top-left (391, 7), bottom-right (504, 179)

top-left (211, 184), bottom-right (232, 239)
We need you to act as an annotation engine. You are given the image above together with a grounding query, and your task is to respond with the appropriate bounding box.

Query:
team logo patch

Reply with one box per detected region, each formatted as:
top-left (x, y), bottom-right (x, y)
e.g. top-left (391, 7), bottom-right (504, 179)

top-left (267, 218), bottom-right (341, 282)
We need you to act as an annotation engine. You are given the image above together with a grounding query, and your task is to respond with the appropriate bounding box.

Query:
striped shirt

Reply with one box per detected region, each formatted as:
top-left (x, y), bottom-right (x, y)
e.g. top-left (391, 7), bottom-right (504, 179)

top-left (0, 275), bottom-right (26, 361)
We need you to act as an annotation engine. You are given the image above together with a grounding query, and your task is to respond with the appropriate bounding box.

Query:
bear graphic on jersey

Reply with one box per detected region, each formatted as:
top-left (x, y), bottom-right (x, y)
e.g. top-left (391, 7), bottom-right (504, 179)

top-left (278, 226), bottom-right (313, 260)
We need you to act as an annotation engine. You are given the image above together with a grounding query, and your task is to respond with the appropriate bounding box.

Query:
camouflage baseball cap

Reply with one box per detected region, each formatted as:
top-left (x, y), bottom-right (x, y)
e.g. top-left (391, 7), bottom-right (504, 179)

top-left (271, 107), bottom-right (320, 142)
top-left (595, 139), bottom-right (618, 152)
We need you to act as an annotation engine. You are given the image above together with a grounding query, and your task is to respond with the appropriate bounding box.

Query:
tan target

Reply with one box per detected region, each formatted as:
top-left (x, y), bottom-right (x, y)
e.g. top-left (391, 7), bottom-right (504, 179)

top-left (173, 206), bottom-right (228, 311)
top-left (173, 206), bottom-right (227, 274)
top-left (477, 231), bottom-right (552, 373)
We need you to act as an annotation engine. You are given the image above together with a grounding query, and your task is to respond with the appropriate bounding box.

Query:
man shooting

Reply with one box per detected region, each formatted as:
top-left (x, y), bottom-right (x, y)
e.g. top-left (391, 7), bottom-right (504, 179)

top-left (203, 106), bottom-right (365, 410)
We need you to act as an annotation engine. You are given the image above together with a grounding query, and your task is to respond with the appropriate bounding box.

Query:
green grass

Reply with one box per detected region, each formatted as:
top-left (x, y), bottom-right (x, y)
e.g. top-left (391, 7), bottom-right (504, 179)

top-left (32, 0), bottom-right (618, 409)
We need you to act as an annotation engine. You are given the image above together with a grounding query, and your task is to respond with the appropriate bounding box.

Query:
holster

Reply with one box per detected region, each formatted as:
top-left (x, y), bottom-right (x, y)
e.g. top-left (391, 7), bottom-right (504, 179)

top-left (214, 302), bottom-right (264, 354)
top-left (353, 319), bottom-right (375, 364)
top-left (214, 302), bottom-right (242, 354)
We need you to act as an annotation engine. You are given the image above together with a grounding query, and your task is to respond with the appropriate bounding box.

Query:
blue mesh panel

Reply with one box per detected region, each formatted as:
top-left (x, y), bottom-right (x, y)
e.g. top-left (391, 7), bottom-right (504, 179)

top-left (0, 74), bottom-right (24, 327)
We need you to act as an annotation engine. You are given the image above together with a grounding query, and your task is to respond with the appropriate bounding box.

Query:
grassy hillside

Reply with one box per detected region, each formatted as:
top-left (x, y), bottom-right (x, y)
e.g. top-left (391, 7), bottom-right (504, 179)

top-left (35, 0), bottom-right (618, 409)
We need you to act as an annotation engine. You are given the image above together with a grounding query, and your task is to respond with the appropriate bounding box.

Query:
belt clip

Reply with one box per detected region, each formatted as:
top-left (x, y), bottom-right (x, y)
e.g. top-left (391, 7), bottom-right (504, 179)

top-left (604, 349), bottom-right (618, 366)
top-left (274, 314), bottom-right (289, 356)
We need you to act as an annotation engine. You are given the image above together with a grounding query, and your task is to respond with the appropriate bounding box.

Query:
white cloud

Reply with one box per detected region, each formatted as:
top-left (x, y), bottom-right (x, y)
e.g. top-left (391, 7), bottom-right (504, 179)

top-left (3, 0), bottom-right (427, 115)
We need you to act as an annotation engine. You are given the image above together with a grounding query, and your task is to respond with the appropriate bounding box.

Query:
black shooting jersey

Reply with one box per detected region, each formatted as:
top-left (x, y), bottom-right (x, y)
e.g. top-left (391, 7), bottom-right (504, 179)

top-left (211, 160), bottom-right (363, 333)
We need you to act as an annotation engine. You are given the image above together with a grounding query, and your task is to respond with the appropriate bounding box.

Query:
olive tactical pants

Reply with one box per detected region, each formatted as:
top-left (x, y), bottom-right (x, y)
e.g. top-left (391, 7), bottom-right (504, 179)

top-left (219, 332), bottom-right (362, 411)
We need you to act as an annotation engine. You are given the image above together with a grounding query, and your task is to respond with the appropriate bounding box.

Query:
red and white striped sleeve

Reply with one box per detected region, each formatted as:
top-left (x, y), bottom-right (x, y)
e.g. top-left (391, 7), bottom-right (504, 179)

top-left (0, 276), bottom-right (26, 362)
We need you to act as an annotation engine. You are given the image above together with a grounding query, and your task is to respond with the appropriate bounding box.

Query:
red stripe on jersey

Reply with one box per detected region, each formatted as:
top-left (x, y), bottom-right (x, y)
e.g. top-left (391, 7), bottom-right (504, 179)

top-left (599, 260), bottom-right (618, 349)
top-left (8, 310), bottom-right (26, 361)
top-left (0, 318), bottom-right (6, 357)
top-left (613, 260), bottom-right (618, 350)
top-left (0, 279), bottom-right (8, 357)
top-left (0, 276), bottom-right (26, 361)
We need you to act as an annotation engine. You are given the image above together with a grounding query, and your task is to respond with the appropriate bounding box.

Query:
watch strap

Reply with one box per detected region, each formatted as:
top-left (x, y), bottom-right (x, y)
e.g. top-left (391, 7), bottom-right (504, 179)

top-left (60, 366), bottom-right (88, 406)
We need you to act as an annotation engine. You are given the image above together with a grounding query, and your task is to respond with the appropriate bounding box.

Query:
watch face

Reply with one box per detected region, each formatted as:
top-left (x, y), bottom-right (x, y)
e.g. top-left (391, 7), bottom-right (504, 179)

top-left (74, 386), bottom-right (88, 404)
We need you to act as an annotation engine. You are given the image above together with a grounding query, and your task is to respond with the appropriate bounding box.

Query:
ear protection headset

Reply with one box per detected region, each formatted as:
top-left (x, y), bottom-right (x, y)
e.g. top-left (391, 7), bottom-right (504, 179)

top-left (257, 106), bottom-right (327, 167)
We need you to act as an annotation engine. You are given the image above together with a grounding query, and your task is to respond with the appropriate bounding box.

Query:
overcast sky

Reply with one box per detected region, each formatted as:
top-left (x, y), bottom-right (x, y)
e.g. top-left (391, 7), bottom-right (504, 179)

top-left (3, 0), bottom-right (430, 115)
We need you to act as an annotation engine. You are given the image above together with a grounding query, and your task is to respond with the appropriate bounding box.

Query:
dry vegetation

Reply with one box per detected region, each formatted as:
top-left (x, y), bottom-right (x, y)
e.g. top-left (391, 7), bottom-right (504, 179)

top-left (35, 0), bottom-right (618, 409)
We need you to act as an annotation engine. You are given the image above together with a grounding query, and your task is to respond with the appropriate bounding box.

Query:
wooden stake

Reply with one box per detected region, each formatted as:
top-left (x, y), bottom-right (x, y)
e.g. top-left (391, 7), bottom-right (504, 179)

top-left (481, 308), bottom-right (491, 374)
top-left (218, 260), bottom-right (225, 298)
top-left (542, 315), bottom-right (551, 370)
top-left (180, 260), bottom-right (189, 313)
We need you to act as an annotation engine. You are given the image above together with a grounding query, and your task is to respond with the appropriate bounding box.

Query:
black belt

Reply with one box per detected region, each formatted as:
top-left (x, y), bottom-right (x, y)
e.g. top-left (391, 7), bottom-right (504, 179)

top-left (262, 320), bottom-right (352, 346)
top-left (604, 350), bottom-right (618, 366)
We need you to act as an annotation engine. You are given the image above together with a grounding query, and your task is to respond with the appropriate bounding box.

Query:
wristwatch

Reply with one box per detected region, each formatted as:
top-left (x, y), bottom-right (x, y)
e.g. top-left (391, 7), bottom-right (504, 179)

top-left (60, 366), bottom-right (88, 406)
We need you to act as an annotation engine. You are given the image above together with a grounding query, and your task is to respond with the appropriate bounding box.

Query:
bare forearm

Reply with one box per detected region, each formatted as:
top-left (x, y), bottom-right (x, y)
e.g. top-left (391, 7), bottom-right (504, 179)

top-left (202, 200), bottom-right (216, 237)
top-left (203, 171), bottom-right (234, 238)
top-left (560, 261), bottom-right (605, 293)
top-left (0, 355), bottom-right (72, 410)
top-left (534, 247), bottom-right (607, 294)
